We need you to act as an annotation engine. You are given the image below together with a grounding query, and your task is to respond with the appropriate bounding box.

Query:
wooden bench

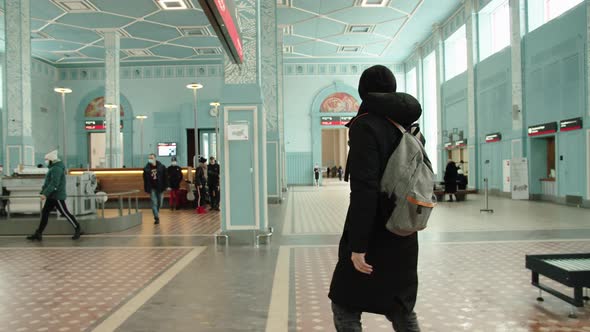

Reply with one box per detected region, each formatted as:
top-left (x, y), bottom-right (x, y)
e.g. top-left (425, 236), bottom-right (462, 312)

top-left (69, 168), bottom-right (195, 200)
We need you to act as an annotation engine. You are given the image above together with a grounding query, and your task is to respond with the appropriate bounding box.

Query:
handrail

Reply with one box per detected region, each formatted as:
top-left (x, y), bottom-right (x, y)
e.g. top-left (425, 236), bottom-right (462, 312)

top-left (0, 190), bottom-right (141, 200)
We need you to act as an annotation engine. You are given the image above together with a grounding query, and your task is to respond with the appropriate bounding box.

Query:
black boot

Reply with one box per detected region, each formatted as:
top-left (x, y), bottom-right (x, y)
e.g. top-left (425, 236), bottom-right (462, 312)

top-left (72, 227), bottom-right (82, 240)
top-left (26, 233), bottom-right (42, 241)
top-left (154, 217), bottom-right (160, 225)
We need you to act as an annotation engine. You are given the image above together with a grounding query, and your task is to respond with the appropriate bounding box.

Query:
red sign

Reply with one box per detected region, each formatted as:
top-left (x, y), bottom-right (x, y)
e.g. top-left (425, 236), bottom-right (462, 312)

top-left (215, 0), bottom-right (243, 62)
top-left (84, 120), bottom-right (123, 130)
top-left (320, 116), bottom-right (353, 126)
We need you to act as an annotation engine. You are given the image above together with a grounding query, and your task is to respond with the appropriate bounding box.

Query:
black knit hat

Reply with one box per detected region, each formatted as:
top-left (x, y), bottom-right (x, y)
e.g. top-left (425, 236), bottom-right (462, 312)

top-left (358, 65), bottom-right (397, 100)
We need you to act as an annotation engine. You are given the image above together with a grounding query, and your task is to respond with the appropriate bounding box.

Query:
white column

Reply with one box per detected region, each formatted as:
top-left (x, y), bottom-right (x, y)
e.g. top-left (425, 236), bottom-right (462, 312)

top-left (5, 0), bottom-right (34, 170)
top-left (510, 0), bottom-right (525, 130)
top-left (415, 46), bottom-right (425, 129)
top-left (104, 31), bottom-right (122, 168)
top-left (465, 0), bottom-right (478, 186)
top-left (434, 25), bottom-right (445, 177)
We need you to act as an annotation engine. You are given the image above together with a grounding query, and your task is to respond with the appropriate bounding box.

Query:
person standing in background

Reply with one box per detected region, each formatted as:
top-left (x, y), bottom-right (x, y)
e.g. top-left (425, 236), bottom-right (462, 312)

top-left (27, 150), bottom-right (82, 241)
top-left (337, 166), bottom-right (344, 181)
top-left (195, 157), bottom-right (208, 214)
top-left (327, 166), bottom-right (331, 179)
top-left (143, 153), bottom-right (167, 224)
top-left (208, 156), bottom-right (221, 211)
top-left (444, 161), bottom-right (459, 202)
top-left (313, 163), bottom-right (320, 187)
top-left (167, 156), bottom-right (183, 210)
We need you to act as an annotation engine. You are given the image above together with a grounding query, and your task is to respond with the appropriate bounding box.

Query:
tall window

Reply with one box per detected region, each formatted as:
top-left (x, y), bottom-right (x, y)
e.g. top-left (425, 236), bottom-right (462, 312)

top-left (422, 51), bottom-right (438, 174)
top-left (405, 67), bottom-right (417, 98)
top-left (528, 0), bottom-right (583, 32)
top-left (479, 0), bottom-right (510, 61)
top-left (444, 25), bottom-right (467, 81)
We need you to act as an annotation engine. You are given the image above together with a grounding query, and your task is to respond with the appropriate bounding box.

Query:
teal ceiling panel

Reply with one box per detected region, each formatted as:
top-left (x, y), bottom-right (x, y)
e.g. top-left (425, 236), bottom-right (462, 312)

top-left (57, 13), bottom-right (134, 29)
top-left (374, 18), bottom-right (405, 36)
top-left (31, 1), bottom-right (64, 21)
top-left (284, 35), bottom-right (314, 45)
top-left (33, 52), bottom-right (63, 62)
top-left (295, 0), bottom-right (355, 15)
top-left (120, 38), bottom-right (158, 49)
top-left (145, 9), bottom-right (209, 26)
top-left (31, 19), bottom-right (49, 31)
top-left (43, 25), bottom-right (101, 44)
top-left (295, 18), bottom-right (345, 38)
top-left (119, 56), bottom-right (172, 62)
top-left (329, 7), bottom-right (406, 24)
top-left (125, 21), bottom-right (181, 41)
top-left (322, 34), bottom-right (389, 44)
top-left (78, 46), bottom-right (105, 59)
top-left (277, 7), bottom-right (317, 25)
top-left (389, 0), bottom-right (421, 14)
top-left (170, 36), bottom-right (221, 48)
top-left (150, 44), bottom-right (195, 58)
top-left (90, 0), bottom-right (159, 18)
top-left (32, 40), bottom-right (84, 52)
top-left (312, 42), bottom-right (340, 57)
top-left (362, 40), bottom-right (390, 55)
top-left (60, 58), bottom-right (102, 63)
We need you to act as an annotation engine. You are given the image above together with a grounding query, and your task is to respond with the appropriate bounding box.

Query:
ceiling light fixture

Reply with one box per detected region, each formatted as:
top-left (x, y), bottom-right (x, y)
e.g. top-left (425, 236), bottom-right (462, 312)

top-left (156, 0), bottom-right (188, 10)
top-left (355, 0), bottom-right (391, 8)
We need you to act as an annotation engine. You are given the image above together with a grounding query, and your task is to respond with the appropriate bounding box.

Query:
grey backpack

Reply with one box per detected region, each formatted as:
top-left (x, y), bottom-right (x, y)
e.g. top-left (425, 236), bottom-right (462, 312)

top-left (381, 120), bottom-right (436, 236)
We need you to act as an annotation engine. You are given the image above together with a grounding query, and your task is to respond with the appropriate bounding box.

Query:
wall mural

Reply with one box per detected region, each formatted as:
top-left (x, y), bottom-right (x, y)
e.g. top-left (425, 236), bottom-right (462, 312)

top-left (320, 93), bottom-right (359, 113)
top-left (84, 96), bottom-right (125, 117)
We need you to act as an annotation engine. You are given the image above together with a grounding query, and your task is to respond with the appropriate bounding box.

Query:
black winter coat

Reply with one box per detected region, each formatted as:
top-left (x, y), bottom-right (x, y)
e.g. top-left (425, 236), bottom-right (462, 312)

top-left (143, 161), bottom-right (167, 193)
top-left (167, 165), bottom-right (183, 189)
top-left (444, 165), bottom-right (458, 193)
top-left (329, 92), bottom-right (422, 316)
top-left (207, 164), bottom-right (220, 186)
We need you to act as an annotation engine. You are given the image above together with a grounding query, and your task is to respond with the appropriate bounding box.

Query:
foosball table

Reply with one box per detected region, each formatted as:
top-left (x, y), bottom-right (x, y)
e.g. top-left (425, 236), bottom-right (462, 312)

top-left (525, 253), bottom-right (590, 318)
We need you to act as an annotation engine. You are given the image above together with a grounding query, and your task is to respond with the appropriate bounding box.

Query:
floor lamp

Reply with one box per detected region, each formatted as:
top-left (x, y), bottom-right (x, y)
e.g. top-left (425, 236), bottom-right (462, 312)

top-left (54, 87), bottom-right (72, 169)
top-left (186, 83), bottom-right (203, 166)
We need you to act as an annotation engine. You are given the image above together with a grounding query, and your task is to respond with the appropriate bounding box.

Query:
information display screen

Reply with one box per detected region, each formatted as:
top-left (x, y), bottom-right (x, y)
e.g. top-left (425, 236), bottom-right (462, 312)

top-left (157, 142), bottom-right (177, 157)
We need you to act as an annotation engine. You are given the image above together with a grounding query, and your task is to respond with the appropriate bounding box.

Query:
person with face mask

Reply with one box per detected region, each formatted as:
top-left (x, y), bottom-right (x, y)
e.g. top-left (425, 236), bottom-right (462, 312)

top-left (143, 153), bottom-right (167, 224)
top-left (27, 150), bottom-right (82, 241)
top-left (167, 157), bottom-right (183, 210)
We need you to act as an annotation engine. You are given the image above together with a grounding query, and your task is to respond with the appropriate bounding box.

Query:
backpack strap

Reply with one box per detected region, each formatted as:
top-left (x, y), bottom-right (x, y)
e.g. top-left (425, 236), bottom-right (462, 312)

top-left (385, 117), bottom-right (406, 133)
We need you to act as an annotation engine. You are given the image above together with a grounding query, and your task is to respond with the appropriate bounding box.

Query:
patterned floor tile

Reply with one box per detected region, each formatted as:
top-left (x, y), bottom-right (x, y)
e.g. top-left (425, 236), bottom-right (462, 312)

top-left (105, 209), bottom-right (221, 236)
top-left (0, 247), bottom-right (192, 332)
top-left (294, 241), bottom-right (590, 332)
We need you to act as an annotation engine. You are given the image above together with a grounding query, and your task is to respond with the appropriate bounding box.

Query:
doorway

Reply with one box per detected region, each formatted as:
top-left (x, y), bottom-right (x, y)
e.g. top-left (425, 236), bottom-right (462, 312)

top-left (199, 129), bottom-right (218, 160)
top-left (530, 136), bottom-right (556, 196)
top-left (321, 128), bottom-right (348, 179)
top-left (88, 132), bottom-right (124, 168)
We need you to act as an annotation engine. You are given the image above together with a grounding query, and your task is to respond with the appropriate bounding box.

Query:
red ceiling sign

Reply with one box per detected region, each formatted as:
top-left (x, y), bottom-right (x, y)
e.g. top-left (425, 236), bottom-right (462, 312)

top-left (200, 0), bottom-right (243, 64)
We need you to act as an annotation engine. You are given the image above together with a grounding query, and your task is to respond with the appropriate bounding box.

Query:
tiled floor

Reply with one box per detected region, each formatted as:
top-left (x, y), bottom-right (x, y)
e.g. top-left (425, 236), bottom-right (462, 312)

top-left (1, 181), bottom-right (589, 332)
top-left (293, 242), bottom-right (590, 332)
top-left (0, 247), bottom-right (193, 332)
top-left (113, 209), bottom-right (221, 236)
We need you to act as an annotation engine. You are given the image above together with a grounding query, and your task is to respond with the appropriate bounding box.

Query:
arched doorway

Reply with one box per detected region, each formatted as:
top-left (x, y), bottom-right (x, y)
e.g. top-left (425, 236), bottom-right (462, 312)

top-left (75, 89), bottom-right (134, 168)
top-left (311, 82), bottom-right (360, 183)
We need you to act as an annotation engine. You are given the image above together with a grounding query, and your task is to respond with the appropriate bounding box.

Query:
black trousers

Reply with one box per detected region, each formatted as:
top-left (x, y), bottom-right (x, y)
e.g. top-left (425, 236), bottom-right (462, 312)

top-left (208, 185), bottom-right (220, 208)
top-left (36, 198), bottom-right (80, 234)
top-left (332, 302), bottom-right (420, 332)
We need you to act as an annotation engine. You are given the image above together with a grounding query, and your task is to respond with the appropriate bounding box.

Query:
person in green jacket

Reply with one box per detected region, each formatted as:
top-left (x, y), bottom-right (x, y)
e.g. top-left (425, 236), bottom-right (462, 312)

top-left (26, 150), bottom-right (82, 241)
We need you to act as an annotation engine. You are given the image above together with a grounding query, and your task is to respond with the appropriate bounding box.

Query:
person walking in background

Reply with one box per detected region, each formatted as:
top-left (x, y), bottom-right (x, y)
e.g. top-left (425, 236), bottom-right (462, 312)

top-left (195, 157), bottom-right (208, 214)
top-left (313, 163), bottom-right (320, 187)
top-left (444, 161), bottom-right (458, 202)
top-left (27, 150), bottom-right (82, 241)
top-left (457, 168), bottom-right (468, 190)
top-left (337, 166), bottom-right (344, 181)
top-left (327, 166), bottom-right (331, 179)
top-left (143, 153), bottom-right (167, 224)
top-left (208, 156), bottom-right (221, 211)
top-left (167, 156), bottom-right (183, 210)
top-left (329, 65), bottom-right (422, 332)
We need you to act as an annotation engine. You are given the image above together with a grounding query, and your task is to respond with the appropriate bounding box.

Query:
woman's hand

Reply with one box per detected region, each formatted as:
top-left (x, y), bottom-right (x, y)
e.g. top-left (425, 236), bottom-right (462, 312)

top-left (351, 252), bottom-right (373, 275)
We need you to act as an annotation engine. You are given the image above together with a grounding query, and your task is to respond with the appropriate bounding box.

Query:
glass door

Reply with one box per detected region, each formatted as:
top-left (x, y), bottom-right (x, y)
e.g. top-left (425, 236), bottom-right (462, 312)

top-left (199, 129), bottom-right (218, 159)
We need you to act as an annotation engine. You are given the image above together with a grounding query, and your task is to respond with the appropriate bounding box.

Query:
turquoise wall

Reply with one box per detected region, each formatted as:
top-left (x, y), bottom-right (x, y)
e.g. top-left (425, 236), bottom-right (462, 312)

top-left (31, 60), bottom-right (60, 164)
top-left (475, 48), bottom-right (513, 191)
top-left (523, 3), bottom-right (587, 198)
top-left (56, 65), bottom-right (224, 168)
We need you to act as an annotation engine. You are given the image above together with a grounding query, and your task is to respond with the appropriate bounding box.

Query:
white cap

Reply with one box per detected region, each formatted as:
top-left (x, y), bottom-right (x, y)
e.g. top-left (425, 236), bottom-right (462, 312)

top-left (44, 150), bottom-right (58, 161)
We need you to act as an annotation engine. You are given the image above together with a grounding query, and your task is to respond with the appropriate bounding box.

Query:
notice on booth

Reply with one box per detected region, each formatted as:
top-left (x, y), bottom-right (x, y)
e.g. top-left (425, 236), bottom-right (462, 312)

top-left (227, 123), bottom-right (249, 141)
top-left (511, 158), bottom-right (529, 200)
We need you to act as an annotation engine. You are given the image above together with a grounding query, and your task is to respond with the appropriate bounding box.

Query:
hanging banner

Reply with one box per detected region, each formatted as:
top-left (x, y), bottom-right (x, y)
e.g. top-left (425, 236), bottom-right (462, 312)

top-left (511, 158), bottom-right (529, 200)
top-left (503, 160), bottom-right (511, 193)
